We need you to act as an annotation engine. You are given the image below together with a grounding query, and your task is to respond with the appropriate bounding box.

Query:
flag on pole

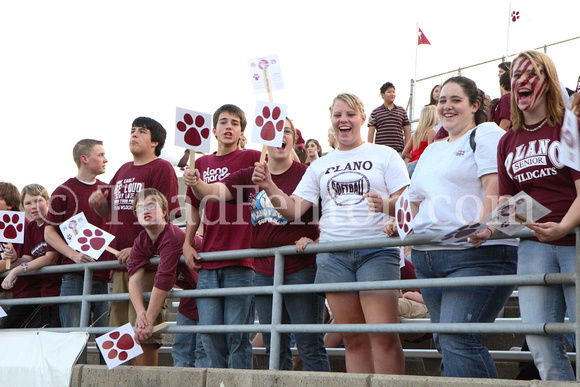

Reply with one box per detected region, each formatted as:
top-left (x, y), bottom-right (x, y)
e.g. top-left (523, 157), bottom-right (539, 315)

top-left (418, 28), bottom-right (431, 45)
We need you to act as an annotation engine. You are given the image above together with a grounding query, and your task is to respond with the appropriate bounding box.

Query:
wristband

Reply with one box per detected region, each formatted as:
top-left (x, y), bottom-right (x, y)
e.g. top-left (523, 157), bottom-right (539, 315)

top-left (21, 263), bottom-right (28, 273)
top-left (486, 227), bottom-right (494, 237)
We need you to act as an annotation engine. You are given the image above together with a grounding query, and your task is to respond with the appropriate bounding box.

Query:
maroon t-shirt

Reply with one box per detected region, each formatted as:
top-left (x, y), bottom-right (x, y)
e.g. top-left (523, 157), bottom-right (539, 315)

top-left (46, 177), bottom-right (114, 281)
top-left (223, 161), bottom-right (319, 276)
top-left (498, 119), bottom-right (580, 246)
top-left (490, 93), bottom-right (511, 127)
top-left (105, 158), bottom-right (181, 262)
top-left (127, 223), bottom-right (185, 292)
top-left (175, 234), bottom-right (202, 320)
top-left (186, 149), bottom-right (260, 270)
top-left (22, 221), bottom-right (62, 298)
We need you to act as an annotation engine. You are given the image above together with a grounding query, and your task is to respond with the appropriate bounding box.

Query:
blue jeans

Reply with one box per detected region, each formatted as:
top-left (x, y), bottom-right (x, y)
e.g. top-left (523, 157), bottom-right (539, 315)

top-left (172, 311), bottom-right (208, 367)
top-left (254, 266), bottom-right (330, 371)
top-left (517, 240), bottom-right (576, 381)
top-left (196, 266), bottom-right (255, 369)
top-left (413, 245), bottom-right (517, 378)
top-left (59, 274), bottom-right (109, 328)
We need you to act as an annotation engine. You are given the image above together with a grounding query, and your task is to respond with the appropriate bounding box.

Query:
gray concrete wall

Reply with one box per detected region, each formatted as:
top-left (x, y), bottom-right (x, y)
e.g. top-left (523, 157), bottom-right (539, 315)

top-left (70, 365), bottom-right (574, 387)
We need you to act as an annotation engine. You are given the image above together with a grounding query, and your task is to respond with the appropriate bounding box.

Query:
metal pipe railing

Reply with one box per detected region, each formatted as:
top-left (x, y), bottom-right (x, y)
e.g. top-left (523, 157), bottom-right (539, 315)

top-left (1, 227), bottom-right (578, 380)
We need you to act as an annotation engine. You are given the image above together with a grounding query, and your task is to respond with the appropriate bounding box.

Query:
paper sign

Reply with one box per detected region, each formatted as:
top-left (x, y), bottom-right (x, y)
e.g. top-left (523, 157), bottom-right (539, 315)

top-left (69, 223), bottom-right (115, 260)
top-left (175, 107), bottom-right (212, 154)
top-left (248, 54), bottom-right (285, 94)
top-left (560, 108), bottom-right (580, 171)
top-left (432, 221), bottom-right (489, 244)
top-left (394, 188), bottom-right (414, 240)
top-left (59, 212), bottom-right (88, 244)
top-left (576, 75), bottom-right (580, 93)
top-left (0, 211), bottom-right (25, 244)
top-left (96, 323), bottom-right (143, 369)
top-left (251, 101), bottom-right (287, 147)
top-left (0, 306), bottom-right (6, 318)
top-left (483, 191), bottom-right (551, 236)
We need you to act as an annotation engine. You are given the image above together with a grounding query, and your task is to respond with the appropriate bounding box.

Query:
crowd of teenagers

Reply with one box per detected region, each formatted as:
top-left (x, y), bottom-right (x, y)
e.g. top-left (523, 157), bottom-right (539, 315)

top-left (1, 50), bottom-right (580, 381)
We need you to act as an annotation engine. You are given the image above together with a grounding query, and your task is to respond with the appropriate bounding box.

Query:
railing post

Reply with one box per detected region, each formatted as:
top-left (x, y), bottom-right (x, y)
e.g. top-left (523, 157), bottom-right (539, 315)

top-left (574, 227), bottom-right (580, 382)
top-left (79, 266), bottom-right (93, 327)
top-left (268, 251), bottom-right (285, 370)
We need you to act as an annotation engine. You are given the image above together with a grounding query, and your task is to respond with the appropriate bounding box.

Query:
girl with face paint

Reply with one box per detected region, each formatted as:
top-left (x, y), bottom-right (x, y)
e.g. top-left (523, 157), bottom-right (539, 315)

top-left (471, 50), bottom-right (580, 381)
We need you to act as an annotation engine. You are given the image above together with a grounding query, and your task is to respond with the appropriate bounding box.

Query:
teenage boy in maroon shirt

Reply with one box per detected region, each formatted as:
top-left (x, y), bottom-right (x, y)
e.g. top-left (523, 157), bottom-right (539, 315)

top-left (183, 104), bottom-right (260, 369)
top-left (44, 139), bottom-right (113, 361)
top-left (89, 117), bottom-right (180, 366)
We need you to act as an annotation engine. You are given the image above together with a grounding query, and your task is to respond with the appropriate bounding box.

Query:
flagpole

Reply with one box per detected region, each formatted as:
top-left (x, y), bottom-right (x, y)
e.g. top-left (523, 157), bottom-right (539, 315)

top-left (413, 22), bottom-right (419, 123)
top-left (505, 3), bottom-right (512, 58)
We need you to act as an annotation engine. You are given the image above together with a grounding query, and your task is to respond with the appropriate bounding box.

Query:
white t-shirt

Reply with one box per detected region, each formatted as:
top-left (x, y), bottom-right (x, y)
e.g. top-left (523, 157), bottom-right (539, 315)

top-left (409, 122), bottom-right (517, 250)
top-left (293, 142), bottom-right (410, 242)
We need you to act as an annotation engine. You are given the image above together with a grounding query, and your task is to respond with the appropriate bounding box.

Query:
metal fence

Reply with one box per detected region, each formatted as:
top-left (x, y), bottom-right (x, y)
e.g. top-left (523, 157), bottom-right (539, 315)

top-left (1, 227), bottom-right (579, 379)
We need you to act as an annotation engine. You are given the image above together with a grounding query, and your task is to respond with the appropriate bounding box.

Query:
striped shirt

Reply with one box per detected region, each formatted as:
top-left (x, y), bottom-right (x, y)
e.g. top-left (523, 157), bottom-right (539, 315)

top-left (368, 104), bottom-right (410, 151)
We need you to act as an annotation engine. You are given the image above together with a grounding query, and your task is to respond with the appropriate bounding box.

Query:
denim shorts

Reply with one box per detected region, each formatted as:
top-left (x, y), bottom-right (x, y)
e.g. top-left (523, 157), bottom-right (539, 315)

top-left (315, 247), bottom-right (400, 290)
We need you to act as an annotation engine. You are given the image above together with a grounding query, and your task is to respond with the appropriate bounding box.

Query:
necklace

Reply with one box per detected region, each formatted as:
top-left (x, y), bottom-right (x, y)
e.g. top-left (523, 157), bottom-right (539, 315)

top-left (522, 118), bottom-right (548, 132)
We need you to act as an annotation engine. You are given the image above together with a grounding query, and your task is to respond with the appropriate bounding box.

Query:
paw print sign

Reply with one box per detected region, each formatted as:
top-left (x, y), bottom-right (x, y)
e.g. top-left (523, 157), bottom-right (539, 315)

top-left (69, 223), bottom-right (115, 260)
top-left (251, 101), bottom-right (287, 147)
top-left (0, 211), bottom-right (25, 244)
top-left (96, 323), bottom-right (143, 369)
top-left (394, 188), bottom-right (414, 241)
top-left (175, 107), bottom-right (212, 154)
top-left (432, 221), bottom-right (489, 244)
top-left (559, 108), bottom-right (580, 171)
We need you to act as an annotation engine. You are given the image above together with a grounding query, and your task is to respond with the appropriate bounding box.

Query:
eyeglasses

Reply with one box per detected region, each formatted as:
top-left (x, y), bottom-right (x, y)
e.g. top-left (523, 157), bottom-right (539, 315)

top-left (283, 128), bottom-right (293, 135)
top-left (135, 203), bottom-right (158, 213)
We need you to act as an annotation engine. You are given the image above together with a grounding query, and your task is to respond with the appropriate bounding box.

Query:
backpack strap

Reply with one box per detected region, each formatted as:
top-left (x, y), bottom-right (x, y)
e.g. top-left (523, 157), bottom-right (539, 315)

top-left (469, 128), bottom-right (477, 152)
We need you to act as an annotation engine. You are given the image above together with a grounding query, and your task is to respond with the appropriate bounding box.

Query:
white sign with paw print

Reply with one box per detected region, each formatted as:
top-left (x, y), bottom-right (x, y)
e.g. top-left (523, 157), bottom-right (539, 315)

top-left (175, 107), bottom-right (212, 154)
top-left (251, 101), bottom-right (287, 148)
top-left (0, 210), bottom-right (25, 244)
top-left (69, 223), bottom-right (115, 260)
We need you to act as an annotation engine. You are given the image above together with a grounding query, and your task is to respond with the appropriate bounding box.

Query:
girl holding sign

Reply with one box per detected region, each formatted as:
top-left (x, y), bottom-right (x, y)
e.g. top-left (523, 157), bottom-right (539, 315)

top-left (395, 76), bottom-right (518, 378)
top-left (252, 93), bottom-right (409, 374)
top-left (471, 51), bottom-right (580, 381)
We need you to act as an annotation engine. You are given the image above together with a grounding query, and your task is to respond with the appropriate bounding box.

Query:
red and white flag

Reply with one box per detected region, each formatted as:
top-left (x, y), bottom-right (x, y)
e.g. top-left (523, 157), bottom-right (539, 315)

top-left (418, 28), bottom-right (431, 45)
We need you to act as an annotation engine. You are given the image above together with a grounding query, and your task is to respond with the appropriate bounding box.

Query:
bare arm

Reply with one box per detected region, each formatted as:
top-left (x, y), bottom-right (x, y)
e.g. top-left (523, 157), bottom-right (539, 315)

top-left (367, 125), bottom-right (376, 143)
top-left (183, 203), bottom-right (202, 270)
top-left (426, 127), bottom-right (437, 145)
top-left (528, 179), bottom-right (580, 242)
top-left (2, 251), bottom-right (59, 290)
top-left (183, 169), bottom-right (233, 202)
top-left (480, 173), bottom-right (499, 219)
top-left (45, 225), bottom-right (93, 264)
top-left (252, 161), bottom-right (312, 221)
top-left (401, 139), bottom-right (413, 159)
top-left (403, 125), bottom-right (411, 147)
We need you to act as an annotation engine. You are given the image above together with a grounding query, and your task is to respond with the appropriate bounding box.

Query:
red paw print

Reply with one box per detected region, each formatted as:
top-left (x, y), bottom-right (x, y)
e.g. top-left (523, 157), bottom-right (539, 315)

top-left (256, 106), bottom-right (284, 141)
top-left (177, 113), bottom-right (210, 147)
top-left (511, 11), bottom-right (520, 22)
top-left (0, 213), bottom-right (24, 241)
top-left (101, 330), bottom-right (136, 361)
top-left (77, 228), bottom-right (106, 252)
top-left (396, 196), bottom-right (412, 233)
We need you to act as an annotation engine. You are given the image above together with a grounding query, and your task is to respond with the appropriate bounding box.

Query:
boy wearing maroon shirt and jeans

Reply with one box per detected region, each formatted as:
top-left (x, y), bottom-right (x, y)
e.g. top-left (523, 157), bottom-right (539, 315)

top-left (45, 139), bottom-right (113, 347)
top-left (128, 189), bottom-right (190, 364)
top-left (183, 104), bottom-right (260, 369)
top-left (89, 117), bottom-right (181, 366)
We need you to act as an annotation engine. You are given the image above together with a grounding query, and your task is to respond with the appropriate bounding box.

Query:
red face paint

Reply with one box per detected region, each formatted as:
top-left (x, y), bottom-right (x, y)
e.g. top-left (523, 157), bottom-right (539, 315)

top-left (512, 57), bottom-right (547, 114)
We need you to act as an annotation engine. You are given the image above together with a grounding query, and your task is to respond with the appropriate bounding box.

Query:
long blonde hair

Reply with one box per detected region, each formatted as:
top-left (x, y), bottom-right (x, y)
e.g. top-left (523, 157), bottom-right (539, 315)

top-left (412, 106), bottom-right (438, 148)
top-left (510, 51), bottom-right (565, 132)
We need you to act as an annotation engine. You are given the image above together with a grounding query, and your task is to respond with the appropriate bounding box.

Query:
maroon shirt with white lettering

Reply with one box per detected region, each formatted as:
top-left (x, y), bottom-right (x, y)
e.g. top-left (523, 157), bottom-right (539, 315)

top-left (186, 149), bottom-right (260, 270)
top-left (46, 177), bottom-right (114, 281)
top-left (498, 120), bottom-right (580, 245)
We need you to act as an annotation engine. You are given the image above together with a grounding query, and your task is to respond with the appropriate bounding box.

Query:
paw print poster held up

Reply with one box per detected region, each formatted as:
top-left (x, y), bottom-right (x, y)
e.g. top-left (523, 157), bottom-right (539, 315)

top-left (69, 223), bottom-right (115, 260)
top-left (175, 107), bottom-right (212, 167)
top-left (251, 101), bottom-right (287, 150)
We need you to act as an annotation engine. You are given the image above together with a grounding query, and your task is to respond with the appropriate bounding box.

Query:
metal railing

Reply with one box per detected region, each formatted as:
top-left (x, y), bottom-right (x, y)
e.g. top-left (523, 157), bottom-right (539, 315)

top-left (1, 227), bottom-right (579, 380)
